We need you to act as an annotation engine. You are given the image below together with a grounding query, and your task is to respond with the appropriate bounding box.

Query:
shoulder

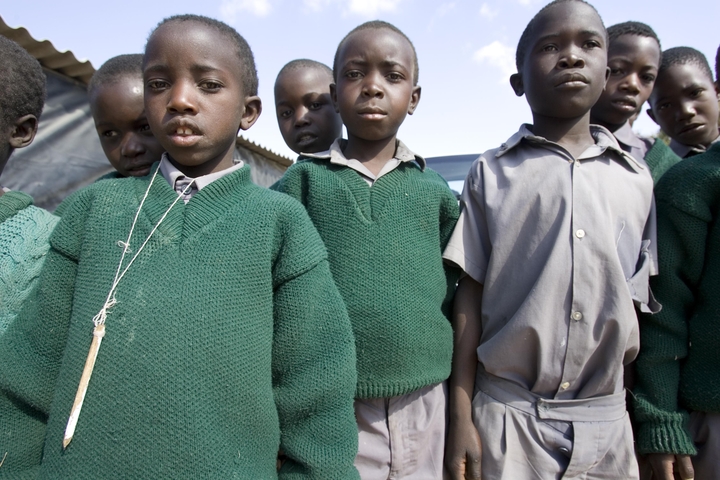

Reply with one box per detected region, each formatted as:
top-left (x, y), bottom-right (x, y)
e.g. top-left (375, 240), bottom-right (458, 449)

top-left (655, 145), bottom-right (720, 213)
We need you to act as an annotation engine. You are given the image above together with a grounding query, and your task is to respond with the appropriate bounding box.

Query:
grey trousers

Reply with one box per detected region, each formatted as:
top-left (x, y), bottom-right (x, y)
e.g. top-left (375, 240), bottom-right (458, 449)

top-left (353, 382), bottom-right (447, 480)
top-left (689, 411), bottom-right (720, 480)
top-left (472, 371), bottom-right (639, 480)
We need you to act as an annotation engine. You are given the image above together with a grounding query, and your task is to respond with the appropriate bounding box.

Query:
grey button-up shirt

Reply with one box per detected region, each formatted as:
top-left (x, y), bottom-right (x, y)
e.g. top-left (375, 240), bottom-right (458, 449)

top-left (613, 121), bottom-right (653, 162)
top-left (669, 134), bottom-right (720, 158)
top-left (444, 124), bottom-right (657, 400)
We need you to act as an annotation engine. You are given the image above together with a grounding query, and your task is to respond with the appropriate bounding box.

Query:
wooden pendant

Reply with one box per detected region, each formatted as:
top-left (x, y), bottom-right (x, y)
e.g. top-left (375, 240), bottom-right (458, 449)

top-left (63, 323), bottom-right (105, 449)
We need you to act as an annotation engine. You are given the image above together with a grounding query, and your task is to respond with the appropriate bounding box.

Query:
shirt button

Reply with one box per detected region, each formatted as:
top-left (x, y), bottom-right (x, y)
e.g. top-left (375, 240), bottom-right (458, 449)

top-left (560, 382), bottom-right (570, 390)
top-left (575, 229), bottom-right (585, 238)
top-left (571, 311), bottom-right (583, 321)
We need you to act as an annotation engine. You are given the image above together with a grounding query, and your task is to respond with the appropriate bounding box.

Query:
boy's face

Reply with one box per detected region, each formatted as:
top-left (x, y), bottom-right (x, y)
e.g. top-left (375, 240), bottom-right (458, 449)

top-left (331, 28), bottom-right (420, 144)
top-left (143, 21), bottom-right (261, 176)
top-left (648, 63), bottom-right (720, 148)
top-left (274, 68), bottom-right (342, 154)
top-left (511, 2), bottom-right (609, 120)
top-left (90, 76), bottom-right (165, 177)
top-left (591, 34), bottom-right (660, 129)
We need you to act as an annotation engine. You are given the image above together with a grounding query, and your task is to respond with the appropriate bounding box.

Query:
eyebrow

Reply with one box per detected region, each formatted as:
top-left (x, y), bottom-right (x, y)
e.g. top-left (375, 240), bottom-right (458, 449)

top-left (535, 29), bottom-right (605, 45)
top-left (342, 58), bottom-right (409, 71)
top-left (143, 63), bottom-right (225, 75)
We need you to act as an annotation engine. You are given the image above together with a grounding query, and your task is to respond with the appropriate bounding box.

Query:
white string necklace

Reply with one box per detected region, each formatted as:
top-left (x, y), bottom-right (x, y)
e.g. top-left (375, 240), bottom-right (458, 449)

top-left (63, 166), bottom-right (196, 449)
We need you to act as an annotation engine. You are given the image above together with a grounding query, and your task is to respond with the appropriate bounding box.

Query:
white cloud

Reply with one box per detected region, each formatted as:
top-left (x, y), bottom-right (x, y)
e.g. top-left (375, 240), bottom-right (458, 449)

top-left (479, 3), bottom-right (498, 19)
top-left (473, 40), bottom-right (516, 83)
top-left (220, 0), bottom-right (271, 22)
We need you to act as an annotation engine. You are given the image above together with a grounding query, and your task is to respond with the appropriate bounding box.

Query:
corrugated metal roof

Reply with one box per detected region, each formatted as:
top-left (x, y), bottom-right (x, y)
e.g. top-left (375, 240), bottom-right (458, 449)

top-left (0, 15), bottom-right (95, 85)
top-left (0, 15), bottom-right (293, 166)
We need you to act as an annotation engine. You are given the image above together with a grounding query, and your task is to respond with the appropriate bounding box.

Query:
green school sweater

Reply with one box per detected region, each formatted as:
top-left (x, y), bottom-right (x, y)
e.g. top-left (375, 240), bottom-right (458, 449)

top-left (0, 166), bottom-right (359, 479)
top-left (643, 138), bottom-right (682, 185)
top-left (632, 142), bottom-right (720, 455)
top-left (0, 191), bottom-right (58, 335)
top-left (277, 158), bottom-right (460, 399)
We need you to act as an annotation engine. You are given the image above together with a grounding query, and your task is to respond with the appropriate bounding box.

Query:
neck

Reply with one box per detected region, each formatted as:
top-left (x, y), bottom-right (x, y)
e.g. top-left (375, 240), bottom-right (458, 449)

top-left (589, 114), bottom-right (624, 134)
top-left (531, 113), bottom-right (594, 159)
top-left (342, 134), bottom-right (397, 170)
top-left (168, 145), bottom-right (236, 178)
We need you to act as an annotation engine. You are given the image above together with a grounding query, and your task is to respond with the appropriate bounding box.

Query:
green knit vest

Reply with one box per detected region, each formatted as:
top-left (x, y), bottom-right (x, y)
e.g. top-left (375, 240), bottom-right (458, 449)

top-left (0, 166), bottom-right (359, 479)
top-left (643, 138), bottom-right (681, 185)
top-left (278, 158), bottom-right (460, 398)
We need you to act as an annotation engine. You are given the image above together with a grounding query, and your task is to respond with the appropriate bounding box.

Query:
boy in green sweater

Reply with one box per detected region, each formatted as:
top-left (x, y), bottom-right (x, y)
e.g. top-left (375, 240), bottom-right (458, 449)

top-left (589, 21), bottom-right (680, 184)
top-left (0, 15), bottom-right (359, 479)
top-left (88, 54), bottom-right (165, 179)
top-left (0, 36), bottom-right (59, 336)
top-left (277, 21), bottom-right (459, 479)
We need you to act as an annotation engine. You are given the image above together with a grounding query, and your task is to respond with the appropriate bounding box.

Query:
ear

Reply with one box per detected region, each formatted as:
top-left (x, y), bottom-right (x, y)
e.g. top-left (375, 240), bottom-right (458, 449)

top-left (330, 83), bottom-right (340, 113)
top-left (604, 66), bottom-right (611, 87)
top-left (239, 96), bottom-right (262, 131)
top-left (9, 114), bottom-right (39, 149)
top-left (407, 85), bottom-right (421, 115)
top-left (510, 74), bottom-right (524, 97)
top-left (646, 107), bottom-right (658, 125)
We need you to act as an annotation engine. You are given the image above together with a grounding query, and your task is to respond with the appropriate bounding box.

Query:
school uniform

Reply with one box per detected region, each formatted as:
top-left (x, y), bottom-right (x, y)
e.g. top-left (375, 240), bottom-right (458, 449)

top-left (444, 124), bottom-right (657, 479)
top-left (669, 133), bottom-right (720, 158)
top-left (633, 142), bottom-right (720, 479)
top-left (612, 121), bottom-right (653, 162)
top-left (277, 139), bottom-right (460, 479)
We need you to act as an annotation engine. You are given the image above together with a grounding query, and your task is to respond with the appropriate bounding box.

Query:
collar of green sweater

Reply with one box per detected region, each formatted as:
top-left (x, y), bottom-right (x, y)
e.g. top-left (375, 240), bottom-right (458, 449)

top-left (0, 190), bottom-right (33, 224)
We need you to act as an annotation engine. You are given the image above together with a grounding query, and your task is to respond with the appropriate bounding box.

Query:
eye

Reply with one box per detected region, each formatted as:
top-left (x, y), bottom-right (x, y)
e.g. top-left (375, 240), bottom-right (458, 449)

top-left (609, 67), bottom-right (623, 76)
top-left (200, 80), bottom-right (222, 91)
top-left (657, 102), bottom-right (671, 111)
top-left (584, 40), bottom-right (601, 49)
top-left (279, 109), bottom-right (293, 118)
top-left (387, 72), bottom-right (403, 82)
top-left (345, 70), bottom-right (363, 79)
top-left (146, 79), bottom-right (169, 91)
top-left (101, 130), bottom-right (119, 138)
top-left (690, 88), bottom-right (704, 98)
top-left (139, 123), bottom-right (152, 134)
top-left (641, 74), bottom-right (655, 84)
top-left (541, 44), bottom-right (558, 52)
top-left (309, 102), bottom-right (322, 110)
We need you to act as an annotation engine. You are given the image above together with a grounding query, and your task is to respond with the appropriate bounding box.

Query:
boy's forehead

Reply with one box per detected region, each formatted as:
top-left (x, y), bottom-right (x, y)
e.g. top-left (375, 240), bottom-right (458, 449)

top-left (530, 2), bottom-right (605, 44)
top-left (660, 62), bottom-right (714, 89)
top-left (339, 28), bottom-right (414, 67)
top-left (146, 21), bottom-right (234, 64)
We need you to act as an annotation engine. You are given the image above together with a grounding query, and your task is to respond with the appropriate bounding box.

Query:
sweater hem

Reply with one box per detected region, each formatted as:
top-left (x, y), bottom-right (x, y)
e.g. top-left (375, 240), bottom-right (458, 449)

top-left (356, 371), bottom-right (450, 399)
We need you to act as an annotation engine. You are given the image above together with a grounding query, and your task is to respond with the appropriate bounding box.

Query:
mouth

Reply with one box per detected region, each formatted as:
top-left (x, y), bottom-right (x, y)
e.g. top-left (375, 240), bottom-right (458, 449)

top-left (556, 73), bottom-right (589, 88)
top-left (295, 131), bottom-right (318, 147)
top-left (165, 120), bottom-right (202, 147)
top-left (357, 106), bottom-right (387, 120)
top-left (611, 97), bottom-right (638, 112)
top-left (677, 123), bottom-right (705, 135)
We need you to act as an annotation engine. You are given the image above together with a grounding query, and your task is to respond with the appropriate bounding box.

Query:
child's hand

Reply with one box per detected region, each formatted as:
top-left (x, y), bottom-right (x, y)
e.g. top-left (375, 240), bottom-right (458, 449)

top-left (445, 418), bottom-right (482, 480)
top-left (645, 453), bottom-right (694, 480)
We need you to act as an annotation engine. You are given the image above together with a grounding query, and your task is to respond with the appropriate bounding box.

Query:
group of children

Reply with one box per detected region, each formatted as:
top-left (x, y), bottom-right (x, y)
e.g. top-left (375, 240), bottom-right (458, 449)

top-left (0, 0), bottom-right (718, 479)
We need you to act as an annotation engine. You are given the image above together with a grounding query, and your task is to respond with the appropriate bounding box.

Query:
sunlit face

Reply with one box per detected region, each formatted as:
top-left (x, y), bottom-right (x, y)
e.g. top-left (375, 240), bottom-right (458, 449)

top-left (274, 68), bottom-right (342, 154)
top-left (331, 28), bottom-right (420, 144)
top-left (591, 34), bottom-right (661, 129)
top-left (512, 2), bottom-right (609, 120)
top-left (143, 21), bottom-right (260, 176)
top-left (90, 75), bottom-right (165, 177)
top-left (648, 62), bottom-right (720, 148)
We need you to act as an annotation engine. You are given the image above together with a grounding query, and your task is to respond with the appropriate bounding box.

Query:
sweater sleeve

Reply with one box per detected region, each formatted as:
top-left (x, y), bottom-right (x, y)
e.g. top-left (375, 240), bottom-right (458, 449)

top-left (271, 202), bottom-right (359, 480)
top-left (0, 192), bottom-right (87, 474)
top-left (439, 186), bottom-right (461, 321)
top-left (632, 197), bottom-right (704, 455)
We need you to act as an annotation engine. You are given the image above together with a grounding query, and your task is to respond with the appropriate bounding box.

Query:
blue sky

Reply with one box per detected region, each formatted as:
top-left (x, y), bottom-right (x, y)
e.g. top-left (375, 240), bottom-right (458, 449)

top-left (3, 0), bottom-right (718, 159)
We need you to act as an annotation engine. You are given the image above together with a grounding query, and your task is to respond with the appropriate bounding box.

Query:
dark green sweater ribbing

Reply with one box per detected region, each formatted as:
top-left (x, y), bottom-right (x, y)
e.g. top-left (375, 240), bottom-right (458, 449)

top-left (0, 166), bottom-right (359, 479)
top-left (632, 143), bottom-right (720, 455)
top-left (643, 138), bottom-right (682, 185)
top-left (277, 158), bottom-right (459, 399)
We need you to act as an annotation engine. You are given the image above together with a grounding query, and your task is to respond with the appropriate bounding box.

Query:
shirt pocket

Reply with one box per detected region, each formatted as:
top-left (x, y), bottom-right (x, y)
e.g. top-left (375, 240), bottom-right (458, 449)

top-left (626, 239), bottom-right (661, 314)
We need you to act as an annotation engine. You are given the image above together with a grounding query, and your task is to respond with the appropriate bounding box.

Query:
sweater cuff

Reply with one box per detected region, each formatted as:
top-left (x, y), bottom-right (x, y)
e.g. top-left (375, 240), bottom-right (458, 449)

top-left (636, 414), bottom-right (697, 456)
top-left (0, 191), bottom-right (33, 224)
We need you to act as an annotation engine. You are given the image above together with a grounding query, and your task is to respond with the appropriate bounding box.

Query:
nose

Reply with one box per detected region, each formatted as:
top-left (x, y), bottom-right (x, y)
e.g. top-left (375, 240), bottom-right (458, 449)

top-left (677, 99), bottom-right (696, 120)
top-left (167, 81), bottom-right (198, 114)
top-left (120, 133), bottom-right (146, 158)
top-left (558, 47), bottom-right (585, 69)
top-left (620, 74), bottom-right (640, 94)
top-left (361, 71), bottom-right (384, 98)
top-left (294, 106), bottom-right (311, 127)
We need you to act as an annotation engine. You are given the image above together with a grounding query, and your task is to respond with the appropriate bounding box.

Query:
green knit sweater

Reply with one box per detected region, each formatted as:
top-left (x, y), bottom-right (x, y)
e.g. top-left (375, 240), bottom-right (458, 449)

top-left (0, 191), bottom-right (58, 335)
top-left (632, 142), bottom-right (720, 455)
top-left (0, 166), bottom-right (359, 479)
top-left (643, 138), bottom-right (682, 185)
top-left (277, 158), bottom-right (459, 399)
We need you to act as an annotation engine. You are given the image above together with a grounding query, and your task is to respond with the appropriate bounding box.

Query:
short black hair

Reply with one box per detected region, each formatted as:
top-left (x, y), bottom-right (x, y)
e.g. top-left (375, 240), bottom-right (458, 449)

top-left (276, 59), bottom-right (333, 84)
top-left (715, 44), bottom-right (719, 83)
top-left (515, 0), bottom-right (606, 72)
top-left (0, 36), bottom-right (46, 130)
top-left (88, 54), bottom-right (143, 96)
top-left (333, 20), bottom-right (419, 85)
top-left (658, 46), bottom-right (714, 83)
top-left (149, 14), bottom-right (258, 96)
